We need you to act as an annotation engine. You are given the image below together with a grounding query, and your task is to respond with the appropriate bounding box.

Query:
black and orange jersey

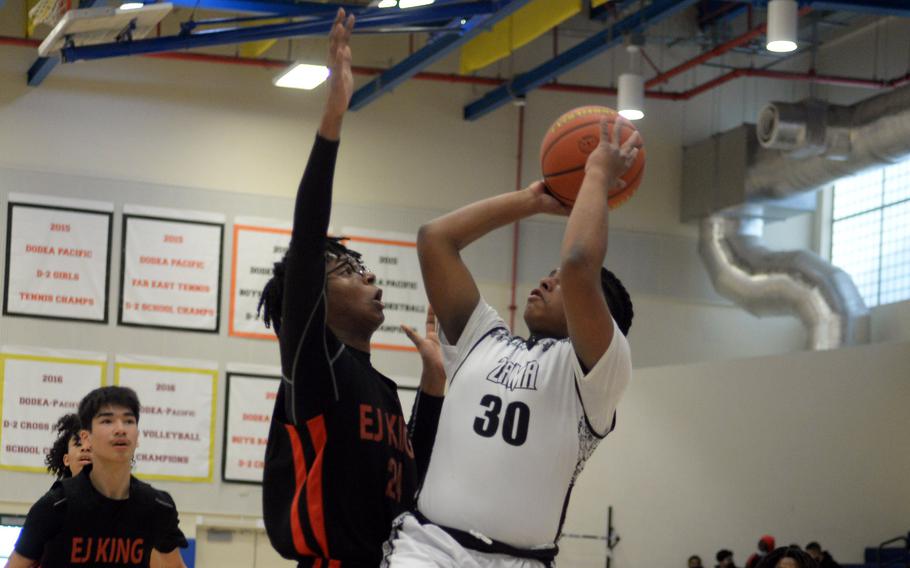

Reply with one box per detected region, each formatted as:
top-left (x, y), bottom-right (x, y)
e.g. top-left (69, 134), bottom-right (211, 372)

top-left (262, 135), bottom-right (442, 568)
top-left (15, 467), bottom-right (187, 567)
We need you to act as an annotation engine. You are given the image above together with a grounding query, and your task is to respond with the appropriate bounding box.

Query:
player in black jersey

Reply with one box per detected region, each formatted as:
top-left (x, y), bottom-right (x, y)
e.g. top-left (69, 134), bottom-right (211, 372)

top-left (7, 386), bottom-right (188, 568)
top-left (258, 9), bottom-right (444, 568)
top-left (45, 413), bottom-right (91, 479)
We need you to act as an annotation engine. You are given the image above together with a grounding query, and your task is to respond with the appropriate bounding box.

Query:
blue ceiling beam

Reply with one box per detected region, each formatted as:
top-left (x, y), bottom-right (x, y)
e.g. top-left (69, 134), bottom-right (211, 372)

top-left (59, 2), bottom-right (494, 62)
top-left (745, 0), bottom-right (910, 17)
top-left (163, 0), bottom-right (361, 17)
top-left (804, 0), bottom-right (910, 17)
top-left (27, 0), bottom-right (105, 86)
top-left (349, 0), bottom-right (531, 111)
top-left (27, 56), bottom-right (60, 85)
top-left (590, 0), bottom-right (640, 22)
top-left (464, 0), bottom-right (701, 121)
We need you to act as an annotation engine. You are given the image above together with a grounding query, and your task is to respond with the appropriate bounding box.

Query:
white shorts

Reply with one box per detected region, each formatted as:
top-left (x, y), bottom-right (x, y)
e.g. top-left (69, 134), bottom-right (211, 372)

top-left (381, 513), bottom-right (550, 568)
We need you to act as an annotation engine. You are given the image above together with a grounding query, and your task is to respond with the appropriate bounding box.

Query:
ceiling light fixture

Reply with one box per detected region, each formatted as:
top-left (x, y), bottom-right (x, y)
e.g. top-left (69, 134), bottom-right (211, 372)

top-left (766, 0), bottom-right (798, 53)
top-left (274, 63), bottom-right (330, 90)
top-left (377, 0), bottom-right (397, 8)
top-left (618, 44), bottom-right (644, 121)
top-left (398, 0), bottom-right (434, 8)
top-left (119, 2), bottom-right (144, 9)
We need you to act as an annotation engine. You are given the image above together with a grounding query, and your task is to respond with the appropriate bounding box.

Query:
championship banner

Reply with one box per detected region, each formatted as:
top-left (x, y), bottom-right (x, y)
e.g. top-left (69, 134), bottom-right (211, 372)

top-left (229, 218), bottom-right (291, 340)
top-left (114, 355), bottom-right (217, 482)
top-left (119, 206), bottom-right (224, 333)
top-left (0, 347), bottom-right (106, 472)
top-left (341, 228), bottom-right (427, 352)
top-left (3, 194), bottom-right (113, 323)
top-left (222, 364), bottom-right (281, 484)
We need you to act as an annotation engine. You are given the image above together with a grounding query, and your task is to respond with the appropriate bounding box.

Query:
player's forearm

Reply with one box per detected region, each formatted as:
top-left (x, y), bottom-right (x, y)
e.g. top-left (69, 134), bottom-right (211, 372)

top-left (5, 552), bottom-right (38, 568)
top-left (417, 363), bottom-right (446, 397)
top-left (318, 108), bottom-right (344, 141)
top-left (560, 165), bottom-right (613, 275)
top-left (419, 189), bottom-right (539, 253)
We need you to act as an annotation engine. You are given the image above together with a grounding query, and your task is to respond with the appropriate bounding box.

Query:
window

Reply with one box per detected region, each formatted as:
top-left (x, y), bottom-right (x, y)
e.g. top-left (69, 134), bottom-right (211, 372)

top-left (831, 160), bottom-right (910, 307)
top-left (0, 521), bottom-right (24, 563)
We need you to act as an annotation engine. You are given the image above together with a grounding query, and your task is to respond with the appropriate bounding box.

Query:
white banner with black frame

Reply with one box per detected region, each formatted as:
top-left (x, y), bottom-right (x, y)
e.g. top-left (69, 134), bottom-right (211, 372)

top-left (3, 193), bottom-right (112, 323)
top-left (119, 205), bottom-right (224, 332)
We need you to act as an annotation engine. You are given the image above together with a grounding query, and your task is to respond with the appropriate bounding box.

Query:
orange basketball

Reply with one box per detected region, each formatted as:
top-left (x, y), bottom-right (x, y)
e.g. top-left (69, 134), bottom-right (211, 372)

top-left (540, 105), bottom-right (645, 209)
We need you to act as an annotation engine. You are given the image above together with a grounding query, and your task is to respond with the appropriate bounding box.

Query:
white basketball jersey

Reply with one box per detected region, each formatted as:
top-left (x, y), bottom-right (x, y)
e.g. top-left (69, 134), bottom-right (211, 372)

top-left (417, 299), bottom-right (631, 549)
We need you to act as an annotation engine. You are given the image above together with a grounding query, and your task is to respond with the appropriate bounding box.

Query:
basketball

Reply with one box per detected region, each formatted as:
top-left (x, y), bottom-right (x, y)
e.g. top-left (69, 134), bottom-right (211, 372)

top-left (540, 105), bottom-right (645, 209)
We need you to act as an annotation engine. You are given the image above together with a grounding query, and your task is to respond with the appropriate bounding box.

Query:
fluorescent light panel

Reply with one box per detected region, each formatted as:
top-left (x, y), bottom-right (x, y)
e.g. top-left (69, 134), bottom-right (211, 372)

top-left (377, 0), bottom-right (397, 7)
top-left (119, 2), bottom-right (144, 9)
top-left (274, 63), bottom-right (330, 90)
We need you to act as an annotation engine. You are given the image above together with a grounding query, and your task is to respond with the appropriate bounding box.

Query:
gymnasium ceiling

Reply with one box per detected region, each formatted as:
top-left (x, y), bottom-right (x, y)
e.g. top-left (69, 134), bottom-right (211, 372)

top-left (1, 0), bottom-right (909, 119)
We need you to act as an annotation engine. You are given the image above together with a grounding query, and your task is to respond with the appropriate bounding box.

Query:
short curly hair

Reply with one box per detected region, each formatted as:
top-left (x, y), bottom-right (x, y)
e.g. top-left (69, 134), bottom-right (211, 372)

top-left (45, 413), bottom-right (82, 479)
top-left (258, 236), bottom-right (362, 336)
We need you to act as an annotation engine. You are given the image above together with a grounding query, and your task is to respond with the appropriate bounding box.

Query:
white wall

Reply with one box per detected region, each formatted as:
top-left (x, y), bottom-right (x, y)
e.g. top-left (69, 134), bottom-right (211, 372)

top-left (563, 339), bottom-right (910, 566)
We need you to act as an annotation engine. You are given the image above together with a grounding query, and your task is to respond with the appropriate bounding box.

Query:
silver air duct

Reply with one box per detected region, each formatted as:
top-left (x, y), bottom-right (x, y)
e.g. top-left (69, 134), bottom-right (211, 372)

top-left (748, 86), bottom-right (910, 200)
top-left (699, 216), bottom-right (869, 350)
top-left (684, 83), bottom-right (910, 349)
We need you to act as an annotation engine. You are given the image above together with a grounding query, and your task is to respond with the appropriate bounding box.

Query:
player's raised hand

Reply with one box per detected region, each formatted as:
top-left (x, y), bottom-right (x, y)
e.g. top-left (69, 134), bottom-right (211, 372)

top-left (324, 8), bottom-right (355, 120)
top-left (586, 116), bottom-right (641, 183)
top-left (402, 306), bottom-right (445, 397)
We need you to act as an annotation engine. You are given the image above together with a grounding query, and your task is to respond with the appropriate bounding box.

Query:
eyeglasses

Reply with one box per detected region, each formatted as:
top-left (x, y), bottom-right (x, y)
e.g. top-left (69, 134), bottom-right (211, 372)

top-left (326, 255), bottom-right (368, 278)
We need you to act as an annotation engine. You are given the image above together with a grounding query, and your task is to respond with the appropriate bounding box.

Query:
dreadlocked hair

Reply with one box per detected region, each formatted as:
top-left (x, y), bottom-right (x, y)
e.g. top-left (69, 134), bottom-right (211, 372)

top-left (756, 547), bottom-right (819, 568)
top-left (257, 237), bottom-right (363, 336)
top-left (600, 267), bottom-right (634, 336)
top-left (45, 413), bottom-right (82, 479)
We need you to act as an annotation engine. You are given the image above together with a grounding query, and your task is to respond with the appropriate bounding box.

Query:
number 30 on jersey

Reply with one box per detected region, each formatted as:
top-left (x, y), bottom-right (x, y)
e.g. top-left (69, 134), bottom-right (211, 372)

top-left (472, 394), bottom-right (530, 446)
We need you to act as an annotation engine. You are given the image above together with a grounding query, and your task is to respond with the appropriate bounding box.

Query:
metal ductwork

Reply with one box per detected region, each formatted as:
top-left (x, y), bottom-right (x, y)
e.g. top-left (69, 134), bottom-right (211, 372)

top-left (683, 82), bottom-right (910, 349)
top-left (699, 216), bottom-right (869, 349)
top-left (748, 85), bottom-right (910, 200)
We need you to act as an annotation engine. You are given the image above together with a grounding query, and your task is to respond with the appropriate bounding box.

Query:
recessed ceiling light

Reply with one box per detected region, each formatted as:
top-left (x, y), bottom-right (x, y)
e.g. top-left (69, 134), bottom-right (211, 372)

top-left (399, 0), bottom-right (434, 8)
top-left (274, 63), bottom-right (330, 90)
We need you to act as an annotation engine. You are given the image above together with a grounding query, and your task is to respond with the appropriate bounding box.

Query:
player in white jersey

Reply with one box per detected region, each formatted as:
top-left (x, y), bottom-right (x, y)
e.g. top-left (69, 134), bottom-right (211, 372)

top-left (382, 117), bottom-right (641, 567)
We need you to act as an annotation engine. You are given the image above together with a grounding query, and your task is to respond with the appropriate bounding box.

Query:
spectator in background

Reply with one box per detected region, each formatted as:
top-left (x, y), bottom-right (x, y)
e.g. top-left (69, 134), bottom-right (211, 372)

top-left (756, 546), bottom-right (819, 568)
top-left (717, 549), bottom-right (737, 568)
top-left (806, 542), bottom-right (841, 568)
top-left (690, 555), bottom-right (705, 568)
top-left (44, 413), bottom-right (90, 479)
top-left (746, 535), bottom-right (778, 568)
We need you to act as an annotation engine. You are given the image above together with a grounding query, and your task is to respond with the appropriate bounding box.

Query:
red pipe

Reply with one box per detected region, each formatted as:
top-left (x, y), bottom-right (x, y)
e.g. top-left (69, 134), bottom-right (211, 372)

top-left (746, 68), bottom-right (887, 89)
top-left (676, 69), bottom-right (744, 100)
top-left (508, 105), bottom-right (525, 332)
top-left (0, 36), bottom-right (40, 48)
top-left (698, 2), bottom-right (741, 25)
top-left (646, 6), bottom-right (812, 89)
top-left (889, 74), bottom-right (910, 89)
